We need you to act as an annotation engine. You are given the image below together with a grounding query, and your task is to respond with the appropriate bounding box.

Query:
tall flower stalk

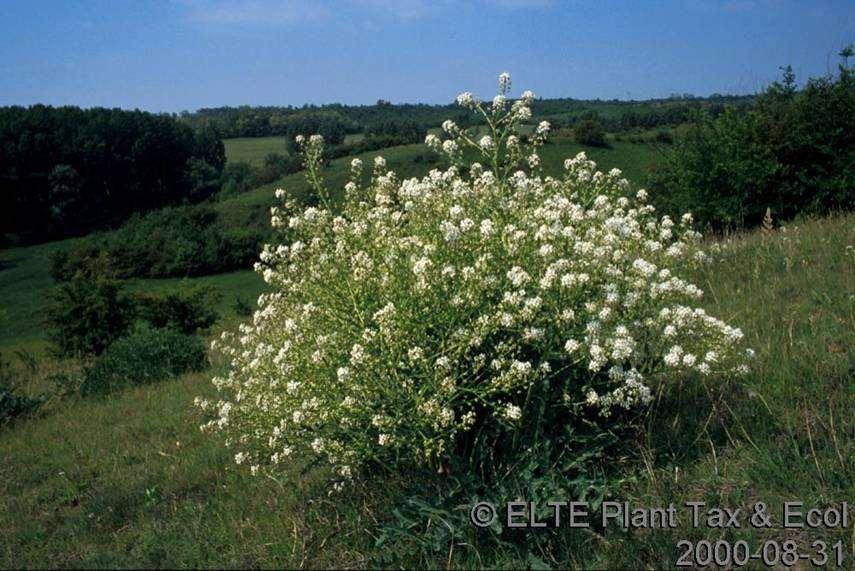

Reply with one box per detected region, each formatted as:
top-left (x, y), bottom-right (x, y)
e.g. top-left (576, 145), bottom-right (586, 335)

top-left (294, 134), bottom-right (331, 210)
top-left (425, 72), bottom-right (549, 187)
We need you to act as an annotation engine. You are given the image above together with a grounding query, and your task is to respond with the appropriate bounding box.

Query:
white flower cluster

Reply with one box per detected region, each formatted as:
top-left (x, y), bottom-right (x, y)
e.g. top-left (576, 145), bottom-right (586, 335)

top-left (198, 73), bottom-right (751, 486)
top-left (426, 73), bottom-right (547, 180)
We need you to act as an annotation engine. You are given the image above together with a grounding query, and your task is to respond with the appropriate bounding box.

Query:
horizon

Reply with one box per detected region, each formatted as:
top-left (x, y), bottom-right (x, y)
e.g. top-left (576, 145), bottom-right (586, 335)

top-left (0, 90), bottom-right (758, 116)
top-left (1, 1), bottom-right (853, 113)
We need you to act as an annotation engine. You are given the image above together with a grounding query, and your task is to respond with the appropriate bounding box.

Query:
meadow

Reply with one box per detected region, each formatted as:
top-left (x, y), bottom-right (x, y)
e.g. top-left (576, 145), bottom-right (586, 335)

top-left (223, 133), bottom-right (365, 165)
top-left (0, 80), bottom-right (851, 568)
top-left (1, 212), bottom-right (851, 567)
top-left (223, 136), bottom-right (291, 165)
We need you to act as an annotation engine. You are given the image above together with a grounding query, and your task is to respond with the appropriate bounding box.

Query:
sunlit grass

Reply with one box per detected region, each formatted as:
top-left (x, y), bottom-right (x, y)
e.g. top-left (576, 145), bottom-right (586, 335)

top-left (223, 134), bottom-right (365, 166)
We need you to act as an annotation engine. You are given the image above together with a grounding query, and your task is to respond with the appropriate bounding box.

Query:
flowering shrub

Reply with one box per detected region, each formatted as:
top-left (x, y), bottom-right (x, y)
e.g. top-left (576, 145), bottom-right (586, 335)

top-left (198, 74), bottom-right (751, 488)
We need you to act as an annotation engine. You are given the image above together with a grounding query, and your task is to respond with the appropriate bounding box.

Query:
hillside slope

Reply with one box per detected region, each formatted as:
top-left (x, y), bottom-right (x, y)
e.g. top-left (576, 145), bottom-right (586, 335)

top-left (1, 213), bottom-right (851, 567)
top-left (0, 138), bottom-right (661, 351)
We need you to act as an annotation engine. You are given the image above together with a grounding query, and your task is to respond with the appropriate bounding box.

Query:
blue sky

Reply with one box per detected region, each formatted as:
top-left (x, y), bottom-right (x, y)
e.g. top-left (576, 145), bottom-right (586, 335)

top-left (1, 0), bottom-right (853, 112)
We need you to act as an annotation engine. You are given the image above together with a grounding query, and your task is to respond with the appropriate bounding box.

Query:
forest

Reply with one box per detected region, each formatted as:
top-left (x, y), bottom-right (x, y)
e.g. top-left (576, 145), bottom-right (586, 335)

top-left (0, 106), bottom-right (225, 241)
top-left (180, 93), bottom-right (753, 137)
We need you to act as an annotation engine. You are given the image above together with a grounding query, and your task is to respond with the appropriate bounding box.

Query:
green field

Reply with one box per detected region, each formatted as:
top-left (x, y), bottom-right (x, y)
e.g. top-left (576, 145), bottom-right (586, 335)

top-left (223, 136), bottom-right (291, 165)
top-left (223, 134), bottom-right (365, 165)
top-left (1, 213), bottom-right (851, 567)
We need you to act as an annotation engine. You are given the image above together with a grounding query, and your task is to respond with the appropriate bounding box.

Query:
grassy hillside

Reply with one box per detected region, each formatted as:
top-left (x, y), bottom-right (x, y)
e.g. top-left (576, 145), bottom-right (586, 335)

top-left (0, 248), bottom-right (264, 354)
top-left (1, 213), bottom-right (850, 567)
top-left (0, 137), bottom-right (661, 353)
top-left (224, 134), bottom-right (365, 165)
top-left (223, 136), bottom-right (291, 165)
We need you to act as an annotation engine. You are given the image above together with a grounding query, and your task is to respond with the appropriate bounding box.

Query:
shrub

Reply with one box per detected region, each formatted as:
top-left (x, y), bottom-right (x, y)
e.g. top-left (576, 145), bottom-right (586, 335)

top-left (219, 161), bottom-right (256, 198)
top-left (652, 62), bottom-right (855, 229)
top-left (82, 327), bottom-right (206, 395)
top-left (48, 237), bottom-right (113, 281)
top-left (185, 157), bottom-right (222, 202)
top-left (199, 73), bottom-right (751, 493)
top-left (0, 354), bottom-right (43, 425)
top-left (49, 205), bottom-right (266, 280)
top-left (233, 296), bottom-right (253, 317)
top-left (0, 382), bottom-right (42, 425)
top-left (111, 206), bottom-right (224, 277)
top-left (221, 227), bottom-right (267, 269)
top-left (256, 152), bottom-right (301, 184)
top-left (135, 283), bottom-right (220, 334)
top-left (653, 129), bottom-right (674, 144)
top-left (574, 118), bottom-right (608, 147)
top-left (46, 274), bottom-right (136, 357)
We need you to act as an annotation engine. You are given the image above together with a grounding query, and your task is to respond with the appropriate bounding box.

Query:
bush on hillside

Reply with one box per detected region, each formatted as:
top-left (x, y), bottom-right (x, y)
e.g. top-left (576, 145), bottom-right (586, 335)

top-left (257, 153), bottom-right (302, 184)
top-left (46, 271), bottom-right (221, 358)
top-left (652, 60), bottom-right (855, 229)
top-left (49, 205), bottom-right (266, 280)
top-left (653, 130), bottom-right (674, 144)
top-left (232, 295), bottom-right (254, 317)
top-left (199, 73), bottom-right (751, 494)
top-left (81, 327), bottom-right (207, 395)
top-left (185, 157), bottom-right (222, 201)
top-left (0, 354), bottom-right (43, 425)
top-left (135, 283), bottom-right (220, 334)
top-left (49, 239), bottom-right (116, 282)
top-left (0, 105), bottom-right (225, 242)
top-left (649, 108), bottom-right (778, 228)
top-left (0, 381), bottom-right (42, 425)
top-left (574, 118), bottom-right (608, 147)
top-left (46, 274), bottom-right (136, 357)
top-left (110, 206), bottom-right (225, 277)
top-left (219, 227), bottom-right (268, 270)
top-left (219, 161), bottom-right (257, 198)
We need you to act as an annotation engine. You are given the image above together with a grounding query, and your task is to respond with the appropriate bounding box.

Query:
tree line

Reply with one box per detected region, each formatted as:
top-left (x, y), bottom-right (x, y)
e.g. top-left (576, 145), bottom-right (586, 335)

top-left (532, 95), bottom-right (753, 132)
top-left (0, 105), bottom-right (225, 242)
top-left (179, 94), bottom-right (754, 145)
top-left (180, 101), bottom-right (475, 139)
